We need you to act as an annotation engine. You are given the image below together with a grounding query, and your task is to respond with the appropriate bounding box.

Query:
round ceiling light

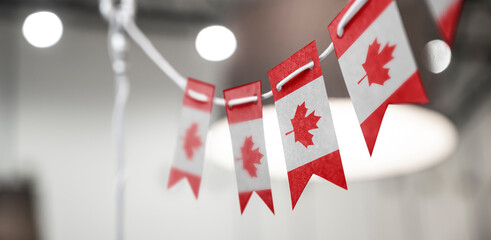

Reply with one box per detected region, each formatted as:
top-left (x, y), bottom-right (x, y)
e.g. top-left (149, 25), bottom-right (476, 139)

top-left (195, 25), bottom-right (237, 62)
top-left (23, 11), bottom-right (63, 48)
top-left (206, 98), bottom-right (458, 182)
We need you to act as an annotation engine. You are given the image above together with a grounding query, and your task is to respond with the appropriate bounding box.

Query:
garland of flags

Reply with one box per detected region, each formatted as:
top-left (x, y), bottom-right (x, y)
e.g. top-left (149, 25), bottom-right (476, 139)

top-left (103, 0), bottom-right (464, 223)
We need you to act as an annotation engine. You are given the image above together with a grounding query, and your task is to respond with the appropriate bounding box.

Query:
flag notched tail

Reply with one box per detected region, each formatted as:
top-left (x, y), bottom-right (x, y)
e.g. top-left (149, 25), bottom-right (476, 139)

top-left (168, 166), bottom-right (202, 199)
top-left (287, 150), bottom-right (347, 209)
top-left (238, 189), bottom-right (274, 214)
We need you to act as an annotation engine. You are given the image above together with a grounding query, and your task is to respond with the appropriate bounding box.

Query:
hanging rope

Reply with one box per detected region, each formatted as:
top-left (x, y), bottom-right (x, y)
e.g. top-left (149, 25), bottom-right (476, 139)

top-left (123, 19), bottom-right (334, 106)
top-left (337, 0), bottom-right (369, 37)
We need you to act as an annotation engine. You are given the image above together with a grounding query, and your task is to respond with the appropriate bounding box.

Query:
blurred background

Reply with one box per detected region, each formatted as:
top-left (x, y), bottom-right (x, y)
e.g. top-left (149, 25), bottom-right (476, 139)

top-left (0, 0), bottom-right (490, 239)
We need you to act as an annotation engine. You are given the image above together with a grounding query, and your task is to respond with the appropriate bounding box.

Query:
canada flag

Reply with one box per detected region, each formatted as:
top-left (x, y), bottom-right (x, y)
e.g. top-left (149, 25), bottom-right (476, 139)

top-left (425, 0), bottom-right (464, 45)
top-left (168, 78), bottom-right (215, 198)
top-left (268, 41), bottom-right (347, 209)
top-left (224, 81), bottom-right (274, 214)
top-left (328, 0), bottom-right (428, 155)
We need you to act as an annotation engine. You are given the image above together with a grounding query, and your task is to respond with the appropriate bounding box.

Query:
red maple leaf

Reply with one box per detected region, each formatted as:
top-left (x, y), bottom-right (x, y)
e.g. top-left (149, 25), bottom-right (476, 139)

top-left (285, 102), bottom-right (321, 148)
top-left (237, 136), bottom-right (263, 178)
top-left (358, 39), bottom-right (396, 86)
top-left (183, 123), bottom-right (202, 160)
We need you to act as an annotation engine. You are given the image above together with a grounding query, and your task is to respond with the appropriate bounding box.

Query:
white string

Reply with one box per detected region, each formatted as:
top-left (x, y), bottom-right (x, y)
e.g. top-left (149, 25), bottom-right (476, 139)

top-left (187, 89), bottom-right (209, 102)
top-left (319, 42), bottom-right (334, 62)
top-left (228, 95), bottom-right (258, 108)
top-left (213, 97), bottom-right (226, 106)
top-left (337, 0), bottom-right (368, 37)
top-left (276, 60), bottom-right (314, 92)
top-left (262, 90), bottom-right (273, 99)
top-left (124, 20), bottom-right (187, 90)
top-left (123, 19), bottom-right (334, 106)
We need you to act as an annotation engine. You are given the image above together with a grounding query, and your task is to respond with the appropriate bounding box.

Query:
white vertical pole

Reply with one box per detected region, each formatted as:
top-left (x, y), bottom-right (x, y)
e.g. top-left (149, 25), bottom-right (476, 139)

top-left (107, 7), bottom-right (130, 240)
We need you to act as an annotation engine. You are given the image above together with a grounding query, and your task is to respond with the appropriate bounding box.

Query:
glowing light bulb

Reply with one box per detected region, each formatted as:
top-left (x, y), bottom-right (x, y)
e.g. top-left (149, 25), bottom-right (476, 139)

top-left (23, 11), bottom-right (63, 48)
top-left (423, 39), bottom-right (451, 74)
top-left (195, 25), bottom-right (237, 62)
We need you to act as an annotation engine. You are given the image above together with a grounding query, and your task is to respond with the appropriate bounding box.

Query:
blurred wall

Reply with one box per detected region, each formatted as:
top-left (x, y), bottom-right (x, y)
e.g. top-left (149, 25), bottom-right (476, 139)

top-left (0, 9), bottom-right (17, 179)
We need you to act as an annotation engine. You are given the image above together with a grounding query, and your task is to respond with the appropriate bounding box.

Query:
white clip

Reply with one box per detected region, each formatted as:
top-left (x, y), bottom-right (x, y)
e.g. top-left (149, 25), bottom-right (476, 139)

top-left (337, 0), bottom-right (369, 37)
top-left (276, 60), bottom-right (314, 92)
top-left (228, 95), bottom-right (258, 109)
top-left (187, 89), bottom-right (209, 102)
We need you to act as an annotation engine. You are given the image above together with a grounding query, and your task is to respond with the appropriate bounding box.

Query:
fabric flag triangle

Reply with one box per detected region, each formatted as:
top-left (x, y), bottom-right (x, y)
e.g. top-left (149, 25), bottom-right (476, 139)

top-left (224, 81), bottom-right (274, 214)
top-left (268, 41), bottom-right (347, 209)
top-left (328, 0), bottom-right (428, 155)
top-left (168, 78), bottom-right (215, 199)
top-left (425, 0), bottom-right (464, 46)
